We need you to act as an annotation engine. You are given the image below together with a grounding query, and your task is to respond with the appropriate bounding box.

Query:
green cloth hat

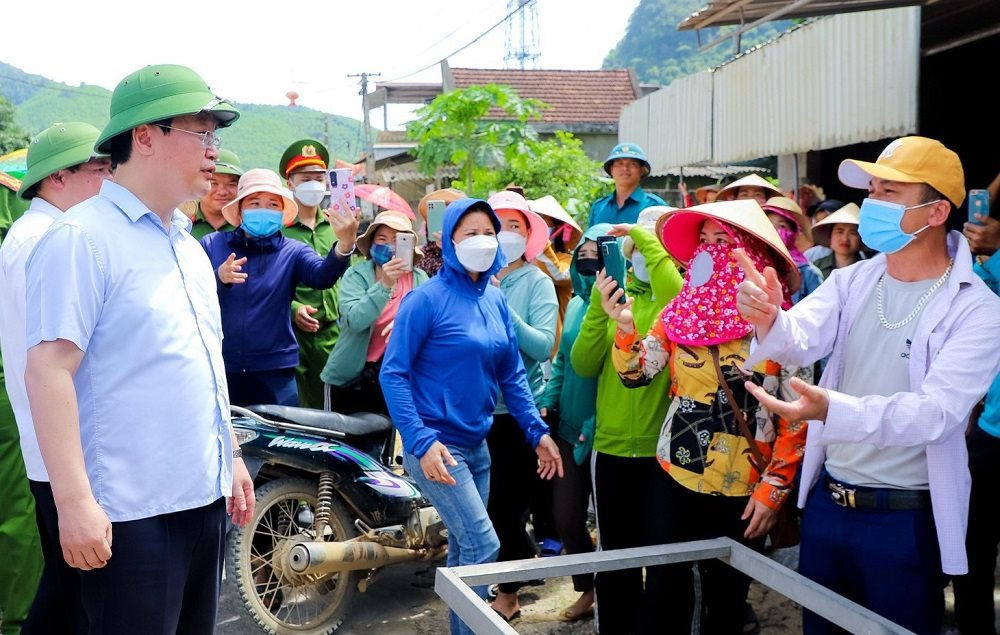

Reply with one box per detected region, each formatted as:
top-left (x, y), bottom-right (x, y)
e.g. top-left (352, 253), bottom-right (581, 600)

top-left (279, 139), bottom-right (330, 177)
top-left (95, 64), bottom-right (239, 154)
top-left (214, 148), bottom-right (243, 176)
top-left (18, 122), bottom-right (104, 199)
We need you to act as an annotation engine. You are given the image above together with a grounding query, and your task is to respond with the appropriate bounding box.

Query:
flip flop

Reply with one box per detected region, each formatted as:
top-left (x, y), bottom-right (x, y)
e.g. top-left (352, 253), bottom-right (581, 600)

top-left (492, 607), bottom-right (522, 624)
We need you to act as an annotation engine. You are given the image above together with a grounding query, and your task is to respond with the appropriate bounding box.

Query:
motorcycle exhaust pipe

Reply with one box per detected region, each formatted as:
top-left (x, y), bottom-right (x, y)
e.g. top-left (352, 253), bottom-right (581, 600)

top-left (288, 540), bottom-right (432, 575)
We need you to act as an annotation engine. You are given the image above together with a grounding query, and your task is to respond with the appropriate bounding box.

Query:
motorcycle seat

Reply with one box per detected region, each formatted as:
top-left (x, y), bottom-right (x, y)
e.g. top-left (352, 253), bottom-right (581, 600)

top-left (246, 405), bottom-right (393, 438)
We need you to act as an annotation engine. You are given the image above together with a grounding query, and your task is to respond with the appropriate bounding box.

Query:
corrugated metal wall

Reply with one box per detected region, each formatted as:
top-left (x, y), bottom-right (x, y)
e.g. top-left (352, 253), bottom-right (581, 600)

top-left (622, 7), bottom-right (921, 168)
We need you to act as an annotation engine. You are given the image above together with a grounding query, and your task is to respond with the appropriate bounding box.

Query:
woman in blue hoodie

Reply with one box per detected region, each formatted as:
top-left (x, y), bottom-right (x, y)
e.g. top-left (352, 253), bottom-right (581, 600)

top-left (201, 168), bottom-right (357, 406)
top-left (380, 198), bottom-right (563, 635)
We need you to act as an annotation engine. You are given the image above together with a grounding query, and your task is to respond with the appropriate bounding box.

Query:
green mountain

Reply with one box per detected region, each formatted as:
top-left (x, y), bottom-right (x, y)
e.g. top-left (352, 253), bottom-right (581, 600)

top-left (0, 61), bottom-right (372, 170)
top-left (604, 0), bottom-right (791, 85)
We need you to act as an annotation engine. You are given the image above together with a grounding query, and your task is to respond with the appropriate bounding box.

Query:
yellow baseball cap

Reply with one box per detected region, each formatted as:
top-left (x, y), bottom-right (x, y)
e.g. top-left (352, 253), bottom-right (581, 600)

top-left (838, 136), bottom-right (965, 207)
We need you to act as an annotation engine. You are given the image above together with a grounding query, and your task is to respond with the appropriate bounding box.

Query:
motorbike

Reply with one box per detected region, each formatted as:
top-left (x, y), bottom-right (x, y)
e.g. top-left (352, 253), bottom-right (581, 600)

top-left (228, 404), bottom-right (448, 635)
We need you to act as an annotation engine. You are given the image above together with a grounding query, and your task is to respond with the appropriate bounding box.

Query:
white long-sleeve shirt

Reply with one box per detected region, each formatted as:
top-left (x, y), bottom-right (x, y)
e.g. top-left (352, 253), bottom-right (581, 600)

top-left (747, 231), bottom-right (1000, 575)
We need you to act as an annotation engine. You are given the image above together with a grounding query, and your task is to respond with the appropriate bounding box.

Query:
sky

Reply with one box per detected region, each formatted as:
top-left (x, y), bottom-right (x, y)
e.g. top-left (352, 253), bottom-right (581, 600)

top-left (0, 0), bottom-right (640, 128)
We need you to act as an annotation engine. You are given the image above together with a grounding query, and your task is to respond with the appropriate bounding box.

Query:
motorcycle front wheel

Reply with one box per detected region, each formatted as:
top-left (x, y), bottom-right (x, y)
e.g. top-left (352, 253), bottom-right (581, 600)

top-left (227, 477), bottom-right (359, 634)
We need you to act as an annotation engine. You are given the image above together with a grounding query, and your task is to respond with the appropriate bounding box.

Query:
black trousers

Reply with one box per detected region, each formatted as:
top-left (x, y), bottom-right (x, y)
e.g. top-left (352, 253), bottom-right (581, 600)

top-left (325, 362), bottom-right (388, 415)
top-left (592, 452), bottom-right (667, 635)
top-left (486, 413), bottom-right (539, 594)
top-left (954, 426), bottom-right (1000, 634)
top-left (552, 436), bottom-right (594, 592)
top-left (78, 498), bottom-right (226, 635)
top-left (24, 480), bottom-right (88, 635)
top-left (645, 468), bottom-right (763, 635)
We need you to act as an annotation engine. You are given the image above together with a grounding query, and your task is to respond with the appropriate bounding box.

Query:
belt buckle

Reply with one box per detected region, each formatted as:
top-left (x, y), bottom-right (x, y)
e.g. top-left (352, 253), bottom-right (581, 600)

top-left (828, 482), bottom-right (856, 508)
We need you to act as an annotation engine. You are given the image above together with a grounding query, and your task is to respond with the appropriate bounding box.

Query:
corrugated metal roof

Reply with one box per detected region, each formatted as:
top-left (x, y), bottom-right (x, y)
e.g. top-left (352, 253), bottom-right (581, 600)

top-left (620, 7), bottom-right (920, 166)
top-left (652, 164), bottom-right (770, 177)
top-left (678, 0), bottom-right (925, 30)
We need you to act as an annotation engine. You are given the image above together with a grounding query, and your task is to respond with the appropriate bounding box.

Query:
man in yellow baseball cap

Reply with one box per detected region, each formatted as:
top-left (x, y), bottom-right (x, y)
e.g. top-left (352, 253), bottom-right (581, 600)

top-left (736, 135), bottom-right (1000, 634)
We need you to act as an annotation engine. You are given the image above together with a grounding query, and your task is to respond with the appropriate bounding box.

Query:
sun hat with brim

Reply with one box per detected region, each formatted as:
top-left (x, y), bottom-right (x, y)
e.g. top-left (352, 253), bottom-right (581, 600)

top-left (528, 195), bottom-right (581, 233)
top-left (695, 184), bottom-right (720, 204)
top-left (762, 196), bottom-right (812, 241)
top-left (356, 210), bottom-right (424, 258)
top-left (655, 199), bottom-right (801, 293)
top-left (418, 188), bottom-right (466, 221)
top-left (810, 203), bottom-right (861, 248)
top-left (95, 64), bottom-right (238, 154)
top-left (624, 205), bottom-right (676, 259)
top-left (488, 190), bottom-right (550, 262)
top-left (717, 174), bottom-right (783, 202)
top-left (214, 148), bottom-right (243, 177)
top-left (18, 121), bottom-right (105, 199)
top-left (221, 168), bottom-right (297, 227)
top-left (838, 136), bottom-right (966, 207)
top-left (279, 139), bottom-right (330, 177)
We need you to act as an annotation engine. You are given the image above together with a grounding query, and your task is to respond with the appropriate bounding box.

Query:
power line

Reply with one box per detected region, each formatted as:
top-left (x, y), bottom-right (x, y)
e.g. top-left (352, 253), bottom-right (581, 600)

top-left (382, 0), bottom-right (535, 84)
top-left (411, 0), bottom-right (509, 58)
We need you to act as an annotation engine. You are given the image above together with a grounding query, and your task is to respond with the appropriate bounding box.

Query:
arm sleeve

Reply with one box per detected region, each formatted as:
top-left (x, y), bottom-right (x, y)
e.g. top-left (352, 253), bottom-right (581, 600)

top-left (611, 319), bottom-right (671, 388)
top-left (508, 275), bottom-right (558, 362)
top-left (338, 266), bottom-right (392, 333)
top-left (25, 224), bottom-right (105, 352)
top-left (752, 366), bottom-right (808, 510)
top-left (569, 285), bottom-right (612, 378)
top-left (496, 300), bottom-right (549, 447)
top-left (293, 241), bottom-right (350, 289)
top-left (975, 255), bottom-right (1000, 294)
top-left (378, 293), bottom-right (438, 458)
top-left (630, 225), bottom-right (683, 303)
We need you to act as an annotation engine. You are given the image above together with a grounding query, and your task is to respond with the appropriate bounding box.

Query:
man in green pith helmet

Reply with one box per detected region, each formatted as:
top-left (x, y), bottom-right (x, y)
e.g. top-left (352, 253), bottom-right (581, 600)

top-left (0, 121), bottom-right (112, 634)
top-left (279, 139), bottom-right (341, 409)
top-left (184, 148), bottom-right (243, 239)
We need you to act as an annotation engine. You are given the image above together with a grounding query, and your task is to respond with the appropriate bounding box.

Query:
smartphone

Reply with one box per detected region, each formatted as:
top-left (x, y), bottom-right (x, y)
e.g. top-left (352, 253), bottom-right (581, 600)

top-left (968, 189), bottom-right (990, 225)
top-left (598, 237), bottom-right (627, 303)
top-left (426, 200), bottom-right (446, 242)
top-left (395, 233), bottom-right (414, 271)
top-left (327, 168), bottom-right (356, 216)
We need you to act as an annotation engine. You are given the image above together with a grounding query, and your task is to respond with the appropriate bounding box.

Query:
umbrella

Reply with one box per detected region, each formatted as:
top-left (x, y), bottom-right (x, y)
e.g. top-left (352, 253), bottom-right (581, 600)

top-left (0, 148), bottom-right (28, 179)
top-left (0, 171), bottom-right (21, 194)
top-left (354, 184), bottom-right (414, 220)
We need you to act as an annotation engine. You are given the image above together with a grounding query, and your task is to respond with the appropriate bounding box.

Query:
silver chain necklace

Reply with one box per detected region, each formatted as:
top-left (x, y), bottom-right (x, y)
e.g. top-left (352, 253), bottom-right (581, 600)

top-left (875, 260), bottom-right (953, 331)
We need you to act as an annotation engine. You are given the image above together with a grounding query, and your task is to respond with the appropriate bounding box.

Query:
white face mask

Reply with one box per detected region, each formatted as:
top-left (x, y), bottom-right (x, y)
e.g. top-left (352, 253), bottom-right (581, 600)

top-left (293, 180), bottom-right (327, 208)
top-left (631, 250), bottom-right (650, 283)
top-left (497, 230), bottom-right (527, 263)
top-left (454, 234), bottom-right (499, 273)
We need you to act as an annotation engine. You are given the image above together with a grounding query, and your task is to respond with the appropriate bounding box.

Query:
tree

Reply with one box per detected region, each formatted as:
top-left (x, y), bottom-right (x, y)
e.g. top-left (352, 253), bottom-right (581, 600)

top-left (471, 131), bottom-right (608, 224)
top-left (0, 95), bottom-right (30, 155)
top-left (406, 84), bottom-right (544, 192)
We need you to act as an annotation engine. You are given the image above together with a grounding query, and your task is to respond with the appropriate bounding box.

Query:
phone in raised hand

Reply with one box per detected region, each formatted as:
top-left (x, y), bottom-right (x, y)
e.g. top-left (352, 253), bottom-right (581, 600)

top-left (597, 236), bottom-right (627, 303)
top-left (395, 233), bottom-right (414, 271)
top-left (426, 200), bottom-right (446, 242)
top-left (327, 168), bottom-right (356, 216)
top-left (969, 189), bottom-right (990, 225)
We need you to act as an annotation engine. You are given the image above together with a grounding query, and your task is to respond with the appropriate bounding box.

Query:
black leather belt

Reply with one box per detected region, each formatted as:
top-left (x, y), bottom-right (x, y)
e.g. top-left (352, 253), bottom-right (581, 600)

top-left (825, 477), bottom-right (930, 510)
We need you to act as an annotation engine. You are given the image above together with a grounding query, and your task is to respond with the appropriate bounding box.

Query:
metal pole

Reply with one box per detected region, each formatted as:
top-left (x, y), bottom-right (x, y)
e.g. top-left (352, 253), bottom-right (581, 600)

top-left (349, 71), bottom-right (382, 183)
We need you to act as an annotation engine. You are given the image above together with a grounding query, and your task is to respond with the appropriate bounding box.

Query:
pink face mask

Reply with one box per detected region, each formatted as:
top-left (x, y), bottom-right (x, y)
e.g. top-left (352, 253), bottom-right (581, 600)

top-left (660, 242), bottom-right (769, 346)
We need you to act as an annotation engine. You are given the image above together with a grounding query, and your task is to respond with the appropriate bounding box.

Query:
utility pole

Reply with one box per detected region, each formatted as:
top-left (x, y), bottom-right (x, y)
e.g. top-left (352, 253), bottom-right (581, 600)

top-left (348, 71), bottom-right (381, 183)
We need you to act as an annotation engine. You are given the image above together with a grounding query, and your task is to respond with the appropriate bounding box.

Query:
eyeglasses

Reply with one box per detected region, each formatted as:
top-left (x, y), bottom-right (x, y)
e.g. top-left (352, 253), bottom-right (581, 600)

top-left (157, 125), bottom-right (222, 149)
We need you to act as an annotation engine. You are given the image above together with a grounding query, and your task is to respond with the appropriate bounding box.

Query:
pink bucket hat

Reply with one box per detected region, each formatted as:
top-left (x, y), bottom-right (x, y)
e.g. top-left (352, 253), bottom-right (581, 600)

top-left (222, 168), bottom-right (298, 227)
top-left (487, 190), bottom-right (550, 261)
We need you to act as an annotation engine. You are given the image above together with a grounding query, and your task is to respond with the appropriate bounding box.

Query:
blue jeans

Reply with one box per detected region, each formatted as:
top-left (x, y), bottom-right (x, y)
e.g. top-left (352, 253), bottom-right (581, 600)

top-left (404, 441), bottom-right (499, 635)
top-left (799, 472), bottom-right (945, 635)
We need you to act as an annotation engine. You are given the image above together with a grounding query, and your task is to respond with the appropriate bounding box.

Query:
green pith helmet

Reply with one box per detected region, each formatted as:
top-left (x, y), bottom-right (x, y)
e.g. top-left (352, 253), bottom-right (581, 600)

top-left (95, 64), bottom-right (240, 154)
top-left (214, 149), bottom-right (243, 177)
top-left (17, 122), bottom-right (105, 199)
top-left (278, 139), bottom-right (330, 178)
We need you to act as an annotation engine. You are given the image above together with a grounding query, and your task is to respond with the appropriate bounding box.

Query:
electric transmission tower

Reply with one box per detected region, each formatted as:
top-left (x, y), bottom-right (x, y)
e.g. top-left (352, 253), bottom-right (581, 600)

top-left (504, 0), bottom-right (539, 69)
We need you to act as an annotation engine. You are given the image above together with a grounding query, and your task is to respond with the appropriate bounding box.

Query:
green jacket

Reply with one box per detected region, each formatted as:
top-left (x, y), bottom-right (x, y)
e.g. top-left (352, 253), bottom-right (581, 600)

top-left (495, 262), bottom-right (558, 415)
top-left (320, 259), bottom-right (428, 386)
top-left (569, 225), bottom-right (682, 457)
top-left (283, 211), bottom-right (340, 333)
top-left (538, 224), bottom-right (612, 454)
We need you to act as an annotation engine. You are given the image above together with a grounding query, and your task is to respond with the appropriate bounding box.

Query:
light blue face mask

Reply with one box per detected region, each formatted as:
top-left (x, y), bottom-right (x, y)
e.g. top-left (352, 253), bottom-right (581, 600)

top-left (241, 208), bottom-right (283, 238)
top-left (857, 197), bottom-right (939, 254)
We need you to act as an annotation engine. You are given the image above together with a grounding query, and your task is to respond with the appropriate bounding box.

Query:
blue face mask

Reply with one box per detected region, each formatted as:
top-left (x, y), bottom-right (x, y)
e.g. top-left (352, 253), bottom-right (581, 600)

top-left (241, 208), bottom-right (283, 237)
top-left (857, 197), bottom-right (939, 255)
top-left (370, 243), bottom-right (395, 266)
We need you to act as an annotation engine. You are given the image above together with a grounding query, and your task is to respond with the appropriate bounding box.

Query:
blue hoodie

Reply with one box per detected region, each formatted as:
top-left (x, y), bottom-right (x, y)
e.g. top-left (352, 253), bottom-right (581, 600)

top-left (380, 198), bottom-right (550, 459)
top-left (201, 228), bottom-right (349, 372)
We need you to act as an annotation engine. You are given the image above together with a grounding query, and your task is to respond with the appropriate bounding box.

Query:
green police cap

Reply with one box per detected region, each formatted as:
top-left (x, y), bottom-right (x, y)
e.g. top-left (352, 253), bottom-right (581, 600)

top-left (278, 139), bottom-right (330, 178)
top-left (214, 149), bottom-right (243, 177)
top-left (95, 64), bottom-right (239, 154)
top-left (18, 122), bottom-right (105, 199)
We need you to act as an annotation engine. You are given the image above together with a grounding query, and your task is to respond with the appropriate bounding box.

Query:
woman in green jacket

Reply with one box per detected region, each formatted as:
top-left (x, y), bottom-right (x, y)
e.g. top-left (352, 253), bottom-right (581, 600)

top-left (320, 211), bottom-right (427, 414)
top-left (569, 207), bottom-right (683, 634)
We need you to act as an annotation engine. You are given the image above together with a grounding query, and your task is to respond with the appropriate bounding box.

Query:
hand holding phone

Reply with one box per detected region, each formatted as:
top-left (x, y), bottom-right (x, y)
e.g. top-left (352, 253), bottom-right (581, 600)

top-left (426, 200), bottom-right (446, 242)
top-left (969, 189), bottom-right (990, 225)
top-left (597, 236), bottom-right (627, 303)
top-left (395, 233), bottom-right (415, 271)
top-left (327, 168), bottom-right (357, 217)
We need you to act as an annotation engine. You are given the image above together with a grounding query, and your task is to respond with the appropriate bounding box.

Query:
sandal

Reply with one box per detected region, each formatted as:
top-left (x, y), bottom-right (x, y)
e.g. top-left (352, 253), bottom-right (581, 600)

top-left (540, 538), bottom-right (563, 557)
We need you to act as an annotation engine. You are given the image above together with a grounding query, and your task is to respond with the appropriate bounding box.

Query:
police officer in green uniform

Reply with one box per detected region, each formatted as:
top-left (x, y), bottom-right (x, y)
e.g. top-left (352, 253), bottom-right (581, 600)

top-left (279, 139), bottom-right (342, 409)
top-left (184, 148), bottom-right (243, 239)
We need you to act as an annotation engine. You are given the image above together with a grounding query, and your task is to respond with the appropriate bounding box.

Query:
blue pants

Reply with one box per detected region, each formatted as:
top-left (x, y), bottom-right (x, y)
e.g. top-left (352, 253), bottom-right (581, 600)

top-left (404, 441), bottom-right (499, 635)
top-left (226, 368), bottom-right (298, 407)
top-left (78, 498), bottom-right (226, 635)
top-left (799, 475), bottom-right (945, 635)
